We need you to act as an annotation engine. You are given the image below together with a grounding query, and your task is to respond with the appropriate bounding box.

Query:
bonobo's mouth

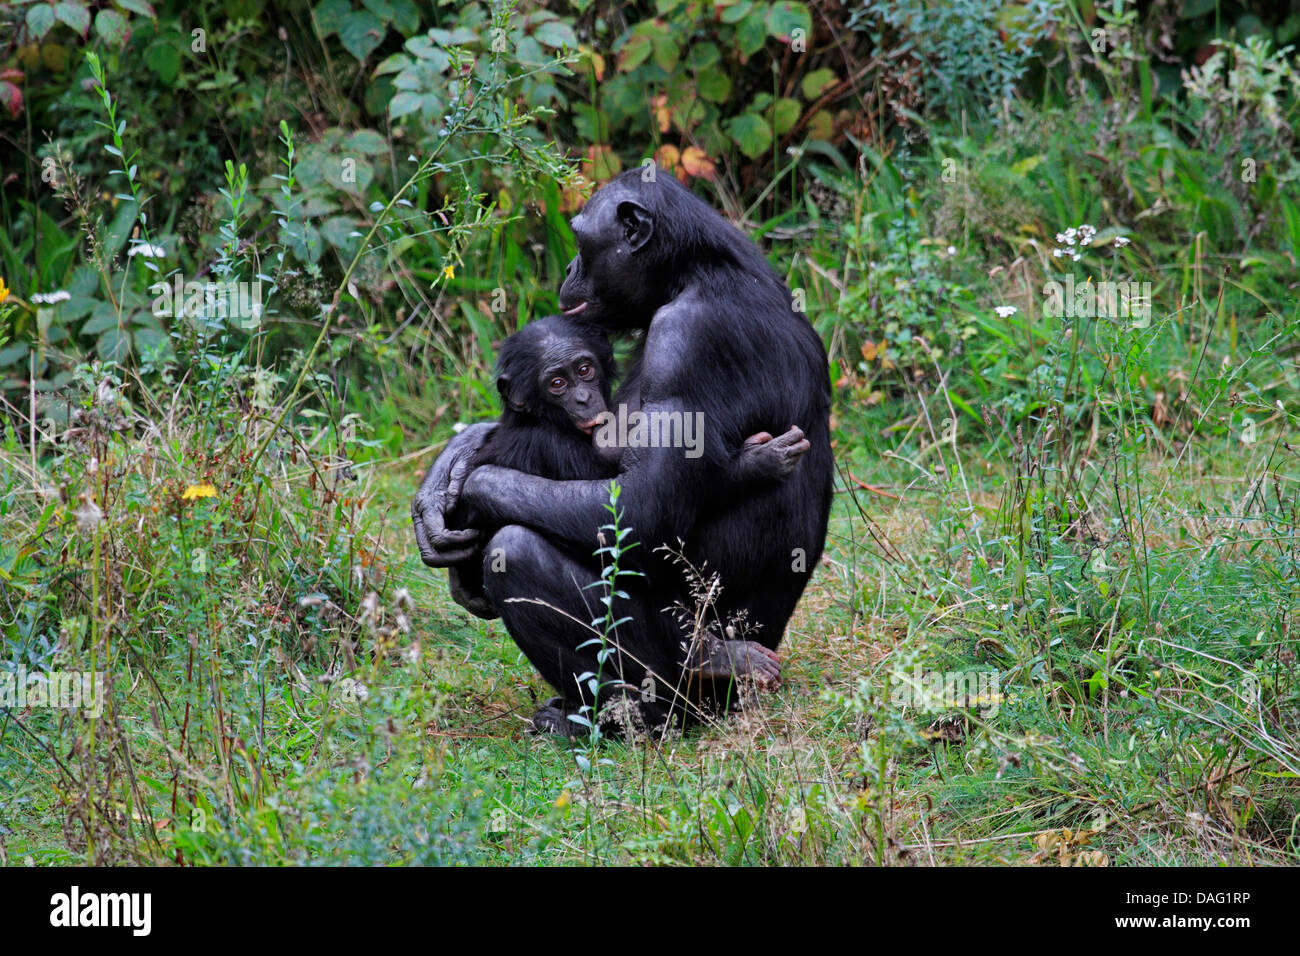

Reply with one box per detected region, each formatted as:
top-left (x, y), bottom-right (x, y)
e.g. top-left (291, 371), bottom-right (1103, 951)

top-left (575, 417), bottom-right (602, 435)
top-left (563, 301), bottom-right (588, 315)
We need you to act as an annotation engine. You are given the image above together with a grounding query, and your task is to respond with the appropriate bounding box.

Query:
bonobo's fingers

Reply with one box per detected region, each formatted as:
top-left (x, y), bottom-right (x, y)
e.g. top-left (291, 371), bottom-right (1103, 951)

top-left (447, 565), bottom-right (500, 620)
top-left (737, 425), bottom-right (809, 480)
top-left (529, 698), bottom-right (586, 737)
top-left (411, 423), bottom-right (495, 567)
top-left (687, 638), bottom-right (782, 691)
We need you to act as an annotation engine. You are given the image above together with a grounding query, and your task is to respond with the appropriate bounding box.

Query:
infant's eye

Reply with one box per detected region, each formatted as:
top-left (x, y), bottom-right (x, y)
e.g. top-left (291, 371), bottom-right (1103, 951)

top-left (549, 376), bottom-right (566, 392)
top-left (578, 363), bottom-right (593, 379)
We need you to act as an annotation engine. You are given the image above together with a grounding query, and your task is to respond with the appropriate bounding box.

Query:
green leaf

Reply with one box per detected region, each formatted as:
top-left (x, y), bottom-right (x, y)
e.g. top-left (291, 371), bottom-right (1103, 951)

top-left (132, 326), bottom-right (170, 356)
top-left (737, 12), bottom-right (767, 57)
top-left (801, 68), bottom-right (836, 100)
top-left (728, 113), bottom-right (772, 159)
top-left (0, 342), bottom-right (29, 367)
top-left (117, 0), bottom-right (157, 16)
top-left (533, 20), bottom-right (577, 49)
top-left (617, 32), bottom-right (653, 72)
top-left (83, 302), bottom-right (121, 335)
top-left (96, 327), bottom-right (130, 362)
top-left (685, 41), bottom-right (720, 70)
top-left (697, 66), bottom-right (731, 103)
top-left (103, 201), bottom-right (137, 261)
top-left (719, 1), bottom-right (754, 24)
top-left (771, 97), bottom-right (800, 135)
top-left (314, 0), bottom-right (351, 38)
top-left (373, 52), bottom-right (410, 75)
top-left (94, 9), bottom-right (130, 44)
top-left (326, 155), bottom-right (372, 190)
top-left (321, 216), bottom-right (361, 253)
top-left (26, 5), bottom-right (56, 39)
top-left (59, 294), bottom-right (98, 322)
top-left (404, 35), bottom-right (450, 71)
top-left (385, 0), bottom-right (420, 35)
top-left (388, 91), bottom-right (424, 118)
top-left (345, 129), bottom-right (387, 155)
top-left (516, 35), bottom-right (545, 67)
top-left (340, 11), bottom-right (385, 61)
top-left (765, 1), bottom-right (811, 41)
top-left (652, 35), bottom-right (678, 72)
top-left (145, 39), bottom-right (181, 83)
top-left (53, 3), bottom-right (91, 36)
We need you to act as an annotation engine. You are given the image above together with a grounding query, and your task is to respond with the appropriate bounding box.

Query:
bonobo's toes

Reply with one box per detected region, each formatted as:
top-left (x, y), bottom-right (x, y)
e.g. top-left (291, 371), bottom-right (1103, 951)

top-left (689, 638), bottom-right (782, 690)
top-left (744, 644), bottom-right (782, 690)
top-left (529, 698), bottom-right (586, 737)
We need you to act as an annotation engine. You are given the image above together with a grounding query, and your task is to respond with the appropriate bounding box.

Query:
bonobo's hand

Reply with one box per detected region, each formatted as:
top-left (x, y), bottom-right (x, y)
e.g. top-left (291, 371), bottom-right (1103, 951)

top-left (447, 564), bottom-right (500, 620)
top-left (734, 425), bottom-right (810, 481)
top-left (412, 422), bottom-right (495, 567)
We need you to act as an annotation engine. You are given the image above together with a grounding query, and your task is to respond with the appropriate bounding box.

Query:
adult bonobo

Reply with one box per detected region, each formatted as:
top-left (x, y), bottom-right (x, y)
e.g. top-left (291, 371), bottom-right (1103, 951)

top-left (412, 169), bottom-right (833, 733)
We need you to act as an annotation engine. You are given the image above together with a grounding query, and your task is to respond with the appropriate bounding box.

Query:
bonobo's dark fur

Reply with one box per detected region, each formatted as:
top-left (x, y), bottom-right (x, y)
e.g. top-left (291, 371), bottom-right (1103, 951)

top-left (413, 169), bottom-right (832, 733)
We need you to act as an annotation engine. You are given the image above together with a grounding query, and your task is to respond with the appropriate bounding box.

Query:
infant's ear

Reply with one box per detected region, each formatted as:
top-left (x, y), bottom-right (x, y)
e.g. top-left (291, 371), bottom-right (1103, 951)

top-left (497, 373), bottom-right (527, 411)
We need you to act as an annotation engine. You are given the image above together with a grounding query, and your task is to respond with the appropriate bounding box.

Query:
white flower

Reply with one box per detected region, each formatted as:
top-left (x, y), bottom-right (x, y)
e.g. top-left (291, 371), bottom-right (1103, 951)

top-left (994, 305), bottom-right (1017, 318)
top-left (946, 245), bottom-right (956, 256)
top-left (31, 290), bottom-right (71, 304)
top-left (1114, 236), bottom-right (1130, 247)
top-left (1052, 248), bottom-right (1066, 258)
top-left (128, 243), bottom-right (166, 258)
top-left (75, 492), bottom-right (103, 532)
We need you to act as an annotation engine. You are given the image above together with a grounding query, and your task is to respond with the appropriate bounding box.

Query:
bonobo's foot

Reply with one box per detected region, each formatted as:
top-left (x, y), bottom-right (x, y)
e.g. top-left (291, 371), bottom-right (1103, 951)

top-left (737, 426), bottom-right (810, 481)
top-left (686, 637), bottom-right (782, 690)
top-left (529, 698), bottom-right (588, 737)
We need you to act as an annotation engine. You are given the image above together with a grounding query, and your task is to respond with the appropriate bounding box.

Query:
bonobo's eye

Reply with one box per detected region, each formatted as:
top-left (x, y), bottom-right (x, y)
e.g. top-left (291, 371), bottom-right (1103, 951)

top-left (548, 376), bottom-right (567, 393)
top-left (577, 362), bottom-right (594, 380)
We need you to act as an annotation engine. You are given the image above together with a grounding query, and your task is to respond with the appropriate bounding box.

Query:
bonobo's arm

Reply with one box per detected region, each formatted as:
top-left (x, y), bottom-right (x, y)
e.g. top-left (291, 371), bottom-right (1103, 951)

top-left (595, 425), bottom-right (809, 481)
top-left (461, 397), bottom-right (702, 552)
top-left (411, 422), bottom-right (496, 567)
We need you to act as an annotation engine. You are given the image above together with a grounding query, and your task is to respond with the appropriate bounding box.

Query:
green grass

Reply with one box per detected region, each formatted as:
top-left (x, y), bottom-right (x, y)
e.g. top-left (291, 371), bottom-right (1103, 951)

top-left (3, 368), bottom-right (1296, 865)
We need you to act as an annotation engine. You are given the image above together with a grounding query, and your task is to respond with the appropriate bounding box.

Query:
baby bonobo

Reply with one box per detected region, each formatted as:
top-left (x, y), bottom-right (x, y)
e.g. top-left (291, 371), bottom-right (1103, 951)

top-left (450, 315), bottom-right (808, 710)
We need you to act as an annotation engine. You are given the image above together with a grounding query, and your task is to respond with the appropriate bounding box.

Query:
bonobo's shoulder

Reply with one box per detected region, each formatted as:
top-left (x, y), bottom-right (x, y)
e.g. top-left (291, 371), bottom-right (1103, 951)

top-left (644, 288), bottom-right (721, 352)
top-left (641, 293), bottom-right (709, 382)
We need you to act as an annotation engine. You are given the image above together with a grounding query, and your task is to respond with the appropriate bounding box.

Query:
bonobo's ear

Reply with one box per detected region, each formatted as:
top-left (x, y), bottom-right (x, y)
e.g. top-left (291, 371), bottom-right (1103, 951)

top-left (496, 373), bottom-right (526, 411)
top-left (616, 200), bottom-right (654, 253)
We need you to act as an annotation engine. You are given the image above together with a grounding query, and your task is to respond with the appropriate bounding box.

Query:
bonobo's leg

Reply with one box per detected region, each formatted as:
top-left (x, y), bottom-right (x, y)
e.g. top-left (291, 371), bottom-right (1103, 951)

top-left (480, 525), bottom-right (681, 733)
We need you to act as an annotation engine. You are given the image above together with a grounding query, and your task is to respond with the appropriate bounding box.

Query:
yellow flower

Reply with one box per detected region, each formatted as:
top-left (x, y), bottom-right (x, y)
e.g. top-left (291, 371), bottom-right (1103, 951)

top-left (181, 483), bottom-right (217, 500)
top-left (554, 790), bottom-right (571, 809)
top-left (0, 277), bottom-right (9, 303)
top-left (442, 264), bottom-right (455, 280)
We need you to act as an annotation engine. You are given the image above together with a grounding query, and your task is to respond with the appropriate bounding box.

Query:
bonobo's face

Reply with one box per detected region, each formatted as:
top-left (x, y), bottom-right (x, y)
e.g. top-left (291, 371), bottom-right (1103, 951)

top-left (535, 336), bottom-right (610, 435)
top-left (497, 317), bottom-right (615, 435)
top-left (558, 177), bottom-right (657, 331)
